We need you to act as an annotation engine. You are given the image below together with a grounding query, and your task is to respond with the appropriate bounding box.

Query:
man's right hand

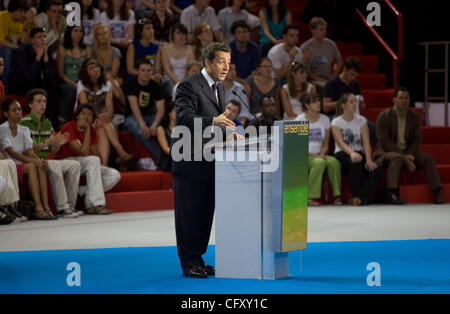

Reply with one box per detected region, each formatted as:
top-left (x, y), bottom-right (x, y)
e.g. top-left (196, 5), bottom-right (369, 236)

top-left (213, 110), bottom-right (236, 131)
top-left (404, 154), bottom-right (416, 172)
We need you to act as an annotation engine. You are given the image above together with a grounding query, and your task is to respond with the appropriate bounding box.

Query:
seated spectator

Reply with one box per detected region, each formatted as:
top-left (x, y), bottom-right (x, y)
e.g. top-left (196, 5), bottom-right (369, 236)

top-left (20, 88), bottom-right (82, 218)
top-left (126, 18), bottom-right (162, 82)
top-left (0, 98), bottom-right (56, 220)
top-left (259, 0), bottom-right (291, 57)
top-left (132, 0), bottom-right (155, 20)
top-left (33, 0), bottom-right (66, 57)
top-left (0, 0), bottom-right (29, 92)
top-left (80, 0), bottom-right (101, 47)
top-left (99, 0), bottom-right (136, 49)
top-left (300, 17), bottom-right (343, 89)
top-left (0, 153), bottom-right (21, 223)
top-left (245, 57), bottom-right (281, 116)
top-left (161, 23), bottom-right (195, 98)
top-left (229, 19), bottom-right (260, 85)
top-left (191, 23), bottom-right (213, 62)
top-left (331, 93), bottom-right (381, 206)
top-left (247, 96), bottom-right (278, 136)
top-left (323, 57), bottom-right (365, 119)
top-left (373, 87), bottom-right (444, 204)
top-left (56, 25), bottom-right (92, 124)
top-left (92, 24), bottom-right (126, 105)
top-left (280, 62), bottom-right (316, 120)
top-left (268, 24), bottom-right (307, 81)
top-left (171, 60), bottom-right (202, 100)
top-left (295, 93), bottom-right (341, 206)
top-left (149, 0), bottom-right (176, 44)
top-left (124, 59), bottom-right (165, 164)
top-left (77, 58), bottom-right (135, 168)
top-left (54, 103), bottom-right (120, 215)
top-left (180, 0), bottom-right (225, 42)
top-left (157, 101), bottom-right (175, 172)
top-left (8, 27), bottom-right (57, 123)
top-left (218, 0), bottom-right (260, 43)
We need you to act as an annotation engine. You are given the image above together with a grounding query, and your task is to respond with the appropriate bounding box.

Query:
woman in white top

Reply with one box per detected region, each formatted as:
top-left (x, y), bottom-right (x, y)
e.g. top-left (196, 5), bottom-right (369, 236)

top-left (280, 62), bottom-right (315, 120)
top-left (99, 0), bottom-right (136, 48)
top-left (296, 93), bottom-right (341, 206)
top-left (161, 23), bottom-right (195, 98)
top-left (331, 93), bottom-right (381, 206)
top-left (0, 99), bottom-right (55, 220)
top-left (77, 58), bottom-right (135, 168)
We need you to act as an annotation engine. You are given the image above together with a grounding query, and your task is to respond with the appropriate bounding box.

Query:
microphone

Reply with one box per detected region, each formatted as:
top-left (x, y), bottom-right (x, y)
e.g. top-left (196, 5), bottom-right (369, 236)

top-left (232, 89), bottom-right (257, 121)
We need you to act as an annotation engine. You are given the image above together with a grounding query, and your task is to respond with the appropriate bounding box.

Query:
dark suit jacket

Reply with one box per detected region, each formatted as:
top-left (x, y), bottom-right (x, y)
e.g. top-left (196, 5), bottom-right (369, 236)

top-left (373, 107), bottom-right (422, 165)
top-left (171, 71), bottom-right (226, 178)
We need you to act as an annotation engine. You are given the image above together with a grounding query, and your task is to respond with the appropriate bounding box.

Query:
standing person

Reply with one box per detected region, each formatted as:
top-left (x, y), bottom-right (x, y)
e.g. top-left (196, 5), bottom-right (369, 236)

top-left (331, 93), bottom-right (381, 206)
top-left (172, 42), bottom-right (235, 278)
top-left (20, 88), bottom-right (82, 218)
top-left (373, 87), bottom-right (444, 204)
top-left (295, 93), bottom-right (341, 206)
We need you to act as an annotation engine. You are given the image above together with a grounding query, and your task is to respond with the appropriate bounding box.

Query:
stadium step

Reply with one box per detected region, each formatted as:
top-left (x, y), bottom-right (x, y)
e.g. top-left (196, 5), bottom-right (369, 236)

top-left (105, 190), bottom-right (174, 212)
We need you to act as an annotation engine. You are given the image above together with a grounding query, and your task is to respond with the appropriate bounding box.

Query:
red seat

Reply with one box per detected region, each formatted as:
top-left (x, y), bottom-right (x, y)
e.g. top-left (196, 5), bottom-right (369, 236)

top-left (357, 74), bottom-right (386, 90)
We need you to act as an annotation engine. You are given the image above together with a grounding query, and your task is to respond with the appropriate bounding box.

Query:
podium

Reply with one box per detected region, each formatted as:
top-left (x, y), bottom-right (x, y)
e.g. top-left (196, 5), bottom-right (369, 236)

top-left (214, 121), bottom-right (309, 280)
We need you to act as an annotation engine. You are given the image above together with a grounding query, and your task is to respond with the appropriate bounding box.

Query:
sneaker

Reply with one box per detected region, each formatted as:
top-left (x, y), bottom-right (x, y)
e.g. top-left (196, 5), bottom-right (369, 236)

top-left (86, 205), bottom-right (114, 215)
top-left (0, 211), bottom-right (14, 225)
top-left (8, 205), bottom-right (28, 222)
top-left (0, 206), bottom-right (21, 223)
top-left (56, 209), bottom-right (81, 218)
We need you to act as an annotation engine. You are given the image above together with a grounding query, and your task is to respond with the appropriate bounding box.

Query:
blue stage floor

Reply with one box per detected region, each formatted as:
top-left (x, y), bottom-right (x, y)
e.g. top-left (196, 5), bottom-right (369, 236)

top-left (1, 239), bottom-right (449, 294)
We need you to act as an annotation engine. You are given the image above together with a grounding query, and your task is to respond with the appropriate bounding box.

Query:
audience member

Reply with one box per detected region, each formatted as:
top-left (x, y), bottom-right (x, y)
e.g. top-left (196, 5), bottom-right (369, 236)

top-left (259, 0), bottom-right (292, 57)
top-left (92, 24), bottom-right (126, 105)
top-left (124, 59), bottom-right (165, 164)
top-left (54, 103), bottom-right (120, 215)
top-left (300, 17), bottom-right (342, 89)
top-left (161, 23), bottom-right (195, 98)
top-left (247, 96), bottom-right (277, 135)
top-left (156, 100), bottom-right (175, 172)
top-left (323, 56), bottom-right (365, 119)
top-left (0, 98), bottom-right (56, 220)
top-left (222, 63), bottom-right (252, 124)
top-left (33, 0), bottom-right (66, 57)
top-left (191, 23), bottom-right (213, 62)
top-left (79, 0), bottom-right (101, 47)
top-left (56, 25), bottom-right (92, 124)
top-left (267, 24), bottom-right (306, 81)
top-left (77, 58), bottom-right (135, 168)
top-left (280, 62), bottom-right (315, 120)
top-left (373, 87), bottom-right (444, 204)
top-left (171, 60), bottom-right (201, 100)
top-left (133, 0), bottom-right (155, 20)
top-left (149, 0), bottom-right (176, 44)
top-left (295, 92), bottom-right (341, 206)
top-left (126, 18), bottom-right (162, 82)
top-left (99, 0), bottom-right (136, 49)
top-left (229, 19), bottom-right (260, 85)
top-left (0, 152), bottom-right (21, 223)
top-left (180, 0), bottom-right (225, 42)
top-left (331, 93), bottom-right (381, 206)
top-left (245, 57), bottom-right (281, 115)
top-left (0, 0), bottom-right (29, 92)
top-left (218, 0), bottom-right (260, 43)
top-left (20, 88), bottom-right (82, 218)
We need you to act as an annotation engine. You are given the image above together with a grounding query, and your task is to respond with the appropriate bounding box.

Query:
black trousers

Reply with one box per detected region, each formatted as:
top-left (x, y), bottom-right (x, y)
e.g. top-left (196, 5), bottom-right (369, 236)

top-left (173, 174), bottom-right (215, 270)
top-left (335, 151), bottom-right (382, 204)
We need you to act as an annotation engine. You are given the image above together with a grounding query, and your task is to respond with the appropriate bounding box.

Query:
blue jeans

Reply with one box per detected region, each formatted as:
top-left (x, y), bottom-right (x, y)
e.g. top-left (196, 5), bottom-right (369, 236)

top-left (0, 46), bottom-right (13, 93)
top-left (124, 114), bottom-right (161, 163)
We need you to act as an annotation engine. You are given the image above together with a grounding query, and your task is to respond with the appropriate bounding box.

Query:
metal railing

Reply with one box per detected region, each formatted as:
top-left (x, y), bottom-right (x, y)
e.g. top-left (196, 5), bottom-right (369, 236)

top-left (355, 0), bottom-right (404, 88)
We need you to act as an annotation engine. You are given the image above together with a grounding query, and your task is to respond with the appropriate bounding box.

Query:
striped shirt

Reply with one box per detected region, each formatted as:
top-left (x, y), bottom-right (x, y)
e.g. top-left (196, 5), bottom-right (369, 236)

top-left (20, 113), bottom-right (54, 159)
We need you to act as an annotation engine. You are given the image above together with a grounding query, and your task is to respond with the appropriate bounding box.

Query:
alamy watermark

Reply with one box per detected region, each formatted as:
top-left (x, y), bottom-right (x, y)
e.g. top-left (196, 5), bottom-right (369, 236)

top-left (366, 2), bottom-right (381, 27)
top-left (65, 2), bottom-right (81, 27)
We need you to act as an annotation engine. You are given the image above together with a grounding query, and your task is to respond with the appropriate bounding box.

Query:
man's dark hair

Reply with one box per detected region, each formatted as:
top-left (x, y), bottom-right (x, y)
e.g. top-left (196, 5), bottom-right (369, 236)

top-left (135, 58), bottom-right (152, 70)
top-left (394, 86), bottom-right (410, 98)
top-left (46, 0), bottom-right (64, 11)
top-left (231, 19), bottom-right (250, 35)
top-left (30, 27), bottom-right (46, 39)
top-left (203, 42), bottom-right (231, 66)
top-left (74, 103), bottom-right (97, 122)
top-left (283, 24), bottom-right (299, 36)
top-left (344, 57), bottom-right (362, 73)
top-left (8, 0), bottom-right (29, 12)
top-left (227, 99), bottom-right (242, 114)
top-left (25, 88), bottom-right (48, 106)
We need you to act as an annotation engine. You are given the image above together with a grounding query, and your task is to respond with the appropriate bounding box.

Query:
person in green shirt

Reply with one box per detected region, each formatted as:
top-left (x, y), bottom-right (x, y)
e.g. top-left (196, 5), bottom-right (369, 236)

top-left (20, 88), bottom-right (82, 218)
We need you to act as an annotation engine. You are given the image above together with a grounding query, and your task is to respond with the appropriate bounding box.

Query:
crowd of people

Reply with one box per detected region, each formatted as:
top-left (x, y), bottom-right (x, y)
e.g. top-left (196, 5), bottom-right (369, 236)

top-left (0, 0), bottom-right (445, 224)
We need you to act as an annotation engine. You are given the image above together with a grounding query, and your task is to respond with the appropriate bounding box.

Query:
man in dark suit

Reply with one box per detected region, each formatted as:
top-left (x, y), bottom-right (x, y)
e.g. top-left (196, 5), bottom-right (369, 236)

top-left (374, 87), bottom-right (443, 205)
top-left (172, 42), bottom-right (236, 278)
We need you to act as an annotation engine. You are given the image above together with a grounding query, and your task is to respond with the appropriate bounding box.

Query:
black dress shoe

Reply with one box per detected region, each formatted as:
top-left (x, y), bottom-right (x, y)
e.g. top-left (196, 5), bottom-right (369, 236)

top-left (386, 190), bottom-right (407, 205)
top-left (183, 265), bottom-right (208, 278)
top-left (433, 189), bottom-right (444, 204)
top-left (202, 265), bottom-right (215, 276)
